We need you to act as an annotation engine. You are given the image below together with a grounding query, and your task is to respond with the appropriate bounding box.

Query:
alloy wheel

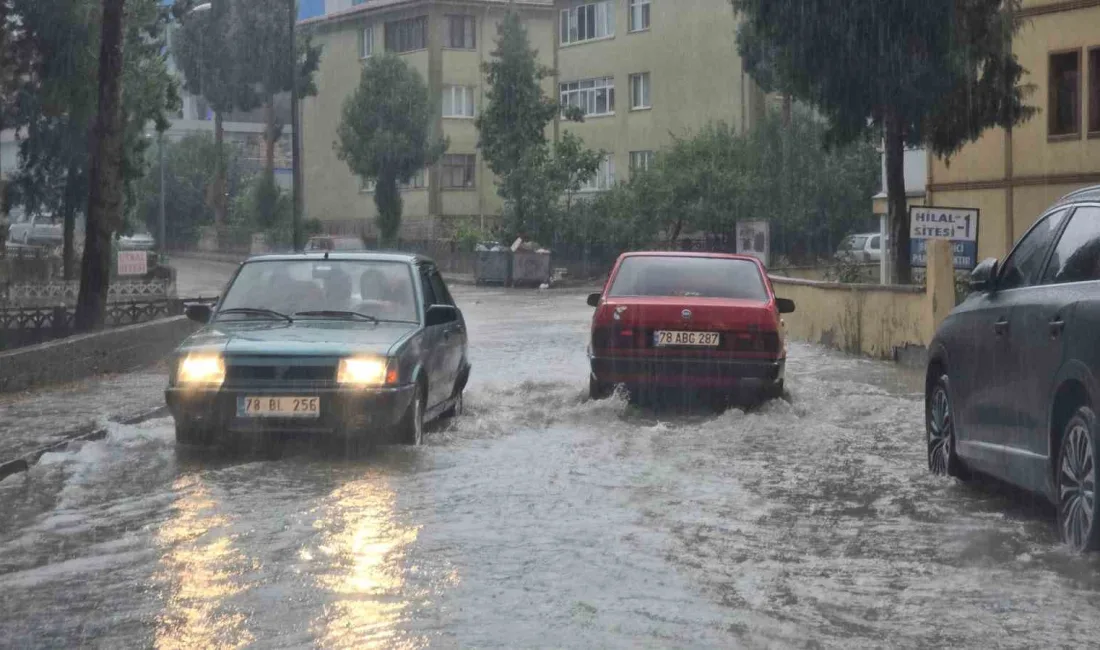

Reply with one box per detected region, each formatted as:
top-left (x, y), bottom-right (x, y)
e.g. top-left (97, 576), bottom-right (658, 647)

top-left (927, 384), bottom-right (952, 475)
top-left (1059, 420), bottom-right (1096, 550)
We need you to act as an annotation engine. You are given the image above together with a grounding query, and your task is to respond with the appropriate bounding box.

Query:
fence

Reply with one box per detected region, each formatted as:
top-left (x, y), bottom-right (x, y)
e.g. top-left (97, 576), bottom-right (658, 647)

top-left (1, 279), bottom-right (174, 308)
top-left (0, 298), bottom-right (188, 351)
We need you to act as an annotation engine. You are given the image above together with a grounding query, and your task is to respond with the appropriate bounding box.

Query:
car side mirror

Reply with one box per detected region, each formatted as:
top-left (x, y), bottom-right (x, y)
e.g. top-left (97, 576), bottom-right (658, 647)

top-left (426, 304), bottom-right (458, 327)
top-left (587, 292), bottom-right (601, 308)
top-left (776, 298), bottom-right (796, 314)
top-left (969, 257), bottom-right (999, 292)
top-left (185, 303), bottom-right (212, 324)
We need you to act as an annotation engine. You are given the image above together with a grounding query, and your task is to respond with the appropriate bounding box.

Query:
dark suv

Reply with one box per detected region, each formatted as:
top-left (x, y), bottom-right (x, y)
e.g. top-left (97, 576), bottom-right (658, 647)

top-left (926, 185), bottom-right (1100, 551)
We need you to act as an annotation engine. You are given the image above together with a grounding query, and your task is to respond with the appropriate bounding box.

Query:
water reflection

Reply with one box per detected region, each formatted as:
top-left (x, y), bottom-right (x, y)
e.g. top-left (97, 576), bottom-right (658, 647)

top-left (153, 474), bottom-right (253, 649)
top-left (308, 475), bottom-right (423, 649)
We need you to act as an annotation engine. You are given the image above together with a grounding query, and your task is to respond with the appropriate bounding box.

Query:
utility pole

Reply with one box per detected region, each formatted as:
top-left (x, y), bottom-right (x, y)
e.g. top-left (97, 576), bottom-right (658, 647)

top-left (159, 132), bottom-right (166, 254)
top-left (289, 0), bottom-right (303, 251)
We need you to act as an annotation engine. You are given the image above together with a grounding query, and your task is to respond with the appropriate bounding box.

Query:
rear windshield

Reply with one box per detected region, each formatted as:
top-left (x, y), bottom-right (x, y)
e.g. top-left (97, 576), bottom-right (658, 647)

top-left (840, 235), bottom-right (868, 251)
top-left (607, 256), bottom-right (768, 300)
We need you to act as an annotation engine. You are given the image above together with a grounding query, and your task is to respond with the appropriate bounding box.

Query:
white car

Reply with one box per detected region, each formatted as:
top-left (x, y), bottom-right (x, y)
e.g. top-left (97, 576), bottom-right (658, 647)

top-left (118, 231), bottom-right (156, 250)
top-left (836, 232), bottom-right (882, 263)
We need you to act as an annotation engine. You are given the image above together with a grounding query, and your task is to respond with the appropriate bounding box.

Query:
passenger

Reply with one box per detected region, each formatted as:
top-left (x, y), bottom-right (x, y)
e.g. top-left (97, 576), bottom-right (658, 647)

top-left (323, 270), bottom-right (353, 310)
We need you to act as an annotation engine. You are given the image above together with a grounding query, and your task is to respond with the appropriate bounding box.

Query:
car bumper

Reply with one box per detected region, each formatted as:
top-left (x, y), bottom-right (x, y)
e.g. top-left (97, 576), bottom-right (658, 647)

top-left (589, 354), bottom-right (785, 389)
top-left (165, 384), bottom-right (416, 439)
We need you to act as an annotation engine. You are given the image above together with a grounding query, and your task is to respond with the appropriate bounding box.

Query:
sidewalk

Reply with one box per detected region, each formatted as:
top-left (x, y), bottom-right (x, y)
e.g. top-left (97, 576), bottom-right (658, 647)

top-left (0, 367), bottom-right (169, 464)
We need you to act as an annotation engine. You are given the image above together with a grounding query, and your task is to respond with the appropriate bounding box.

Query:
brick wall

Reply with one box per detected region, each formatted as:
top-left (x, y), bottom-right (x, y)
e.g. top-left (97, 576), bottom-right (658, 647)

top-left (0, 316), bottom-right (199, 393)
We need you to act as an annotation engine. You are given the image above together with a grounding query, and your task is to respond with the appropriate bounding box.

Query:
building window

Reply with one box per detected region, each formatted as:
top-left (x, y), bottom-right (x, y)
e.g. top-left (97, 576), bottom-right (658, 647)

top-left (629, 150), bottom-right (654, 172)
top-left (441, 154), bottom-right (476, 189)
top-left (360, 169), bottom-right (426, 193)
top-left (560, 77), bottom-right (615, 117)
top-left (359, 26), bottom-right (373, 59)
top-left (442, 85), bottom-right (476, 118)
top-left (630, 72), bottom-right (650, 110)
top-left (445, 15), bottom-right (476, 49)
top-left (360, 176), bottom-right (375, 193)
top-left (560, 1), bottom-right (614, 45)
top-left (1049, 50), bottom-right (1081, 137)
top-left (580, 155), bottom-right (615, 191)
top-left (1090, 47), bottom-right (1100, 134)
top-left (385, 16), bottom-right (428, 53)
top-left (629, 0), bottom-right (650, 32)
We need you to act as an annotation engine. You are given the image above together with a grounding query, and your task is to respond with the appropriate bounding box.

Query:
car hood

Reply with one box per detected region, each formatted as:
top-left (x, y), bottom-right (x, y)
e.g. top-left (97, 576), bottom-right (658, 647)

top-left (179, 320), bottom-right (418, 357)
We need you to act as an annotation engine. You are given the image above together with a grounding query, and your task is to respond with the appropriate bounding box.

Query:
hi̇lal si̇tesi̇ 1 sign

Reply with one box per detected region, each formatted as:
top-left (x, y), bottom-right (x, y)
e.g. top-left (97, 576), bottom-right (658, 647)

top-left (908, 206), bottom-right (979, 270)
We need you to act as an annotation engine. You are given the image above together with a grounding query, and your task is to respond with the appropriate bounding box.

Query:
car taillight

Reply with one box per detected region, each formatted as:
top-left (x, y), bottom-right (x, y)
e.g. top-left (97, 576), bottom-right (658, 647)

top-left (591, 326), bottom-right (636, 350)
top-left (728, 330), bottom-right (781, 353)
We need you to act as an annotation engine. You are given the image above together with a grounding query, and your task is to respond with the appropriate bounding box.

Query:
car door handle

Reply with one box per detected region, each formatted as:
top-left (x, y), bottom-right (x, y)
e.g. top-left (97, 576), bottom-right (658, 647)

top-left (994, 318), bottom-right (1009, 335)
top-left (1049, 318), bottom-right (1066, 337)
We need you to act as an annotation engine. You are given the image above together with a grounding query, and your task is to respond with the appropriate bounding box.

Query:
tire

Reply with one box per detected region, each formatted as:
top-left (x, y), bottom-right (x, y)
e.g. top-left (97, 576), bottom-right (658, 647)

top-left (397, 382), bottom-right (426, 446)
top-left (589, 375), bottom-right (613, 401)
top-left (1056, 406), bottom-right (1100, 552)
top-left (763, 380), bottom-right (785, 402)
top-left (926, 374), bottom-right (969, 479)
top-left (174, 419), bottom-right (213, 447)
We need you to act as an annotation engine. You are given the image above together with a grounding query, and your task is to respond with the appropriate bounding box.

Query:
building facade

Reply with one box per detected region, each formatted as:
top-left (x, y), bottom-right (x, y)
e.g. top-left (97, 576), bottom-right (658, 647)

top-left (299, 0), bottom-right (762, 238)
top-left (927, 0), bottom-right (1100, 261)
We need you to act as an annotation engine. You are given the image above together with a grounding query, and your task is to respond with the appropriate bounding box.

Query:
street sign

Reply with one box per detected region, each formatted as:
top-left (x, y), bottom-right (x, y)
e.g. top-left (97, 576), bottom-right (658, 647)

top-left (736, 220), bottom-right (770, 267)
top-left (117, 250), bottom-right (148, 276)
top-left (908, 206), bottom-right (979, 270)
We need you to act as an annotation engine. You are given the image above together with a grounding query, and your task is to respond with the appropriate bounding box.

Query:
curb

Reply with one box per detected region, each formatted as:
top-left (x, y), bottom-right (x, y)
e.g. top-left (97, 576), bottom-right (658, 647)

top-left (0, 405), bottom-right (170, 482)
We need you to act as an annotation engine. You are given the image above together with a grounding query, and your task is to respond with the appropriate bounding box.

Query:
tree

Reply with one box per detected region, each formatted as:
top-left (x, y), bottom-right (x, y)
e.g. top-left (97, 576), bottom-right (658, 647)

top-left (335, 53), bottom-right (446, 245)
top-left (476, 9), bottom-right (575, 238)
top-left (732, 0), bottom-right (1035, 283)
top-left (172, 0), bottom-right (258, 226)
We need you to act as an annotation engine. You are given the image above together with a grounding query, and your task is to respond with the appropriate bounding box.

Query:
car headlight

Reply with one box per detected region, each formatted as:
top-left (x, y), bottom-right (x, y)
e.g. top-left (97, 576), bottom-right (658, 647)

top-left (177, 353), bottom-right (225, 386)
top-left (338, 357), bottom-right (395, 386)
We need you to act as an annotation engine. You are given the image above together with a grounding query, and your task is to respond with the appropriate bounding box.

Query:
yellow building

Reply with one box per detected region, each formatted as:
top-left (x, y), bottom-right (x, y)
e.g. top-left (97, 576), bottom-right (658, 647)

top-left (927, 0), bottom-right (1100, 261)
top-left (299, 0), bottom-right (762, 238)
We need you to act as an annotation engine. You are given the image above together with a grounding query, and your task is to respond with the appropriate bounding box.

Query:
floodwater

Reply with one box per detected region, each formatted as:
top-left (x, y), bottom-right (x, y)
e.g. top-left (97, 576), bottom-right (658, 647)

top-left (2, 287), bottom-right (1099, 649)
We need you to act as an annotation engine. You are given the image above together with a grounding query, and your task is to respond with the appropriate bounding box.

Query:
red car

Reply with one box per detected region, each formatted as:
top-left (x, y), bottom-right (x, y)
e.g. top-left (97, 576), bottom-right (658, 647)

top-left (586, 252), bottom-right (795, 402)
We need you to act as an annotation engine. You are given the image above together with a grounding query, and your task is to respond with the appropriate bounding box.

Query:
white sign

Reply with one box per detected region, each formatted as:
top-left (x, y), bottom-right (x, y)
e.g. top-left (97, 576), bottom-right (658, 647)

top-left (117, 250), bottom-right (148, 276)
top-left (736, 220), bottom-right (770, 267)
top-left (909, 206), bottom-right (979, 242)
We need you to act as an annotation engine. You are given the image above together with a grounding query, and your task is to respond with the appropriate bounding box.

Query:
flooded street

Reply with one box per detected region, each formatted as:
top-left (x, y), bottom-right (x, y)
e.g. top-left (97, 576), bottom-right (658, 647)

top-left (3, 286), bottom-right (1100, 649)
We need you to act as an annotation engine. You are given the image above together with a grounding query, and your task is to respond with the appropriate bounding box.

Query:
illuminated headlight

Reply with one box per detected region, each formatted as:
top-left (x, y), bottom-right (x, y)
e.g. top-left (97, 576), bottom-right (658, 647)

top-left (177, 354), bottom-right (225, 386)
top-left (338, 357), bottom-right (392, 386)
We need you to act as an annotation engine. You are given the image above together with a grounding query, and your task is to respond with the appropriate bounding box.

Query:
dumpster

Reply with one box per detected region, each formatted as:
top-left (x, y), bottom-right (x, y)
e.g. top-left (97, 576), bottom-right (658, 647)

top-left (475, 243), bottom-right (511, 286)
top-left (512, 247), bottom-right (551, 287)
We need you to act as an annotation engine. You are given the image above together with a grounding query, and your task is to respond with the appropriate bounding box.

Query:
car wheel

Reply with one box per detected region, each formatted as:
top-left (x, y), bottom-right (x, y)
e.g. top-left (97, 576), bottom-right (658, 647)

top-left (927, 374), bottom-right (968, 479)
top-left (1057, 406), bottom-right (1100, 552)
top-left (174, 419), bottom-right (213, 447)
top-left (398, 383), bottom-right (426, 446)
top-left (589, 375), bottom-right (613, 401)
top-left (763, 379), bottom-right (785, 402)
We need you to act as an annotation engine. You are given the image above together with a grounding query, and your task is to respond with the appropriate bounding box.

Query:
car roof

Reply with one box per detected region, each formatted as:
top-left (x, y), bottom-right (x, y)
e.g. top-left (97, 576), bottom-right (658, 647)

top-left (1054, 184), bottom-right (1100, 207)
top-left (244, 251), bottom-right (435, 265)
top-left (619, 251), bottom-right (764, 264)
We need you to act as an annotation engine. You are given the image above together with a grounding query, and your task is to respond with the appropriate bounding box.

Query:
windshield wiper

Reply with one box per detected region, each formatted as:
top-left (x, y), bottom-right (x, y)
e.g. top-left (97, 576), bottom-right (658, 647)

top-left (294, 310), bottom-right (379, 323)
top-left (216, 307), bottom-right (293, 322)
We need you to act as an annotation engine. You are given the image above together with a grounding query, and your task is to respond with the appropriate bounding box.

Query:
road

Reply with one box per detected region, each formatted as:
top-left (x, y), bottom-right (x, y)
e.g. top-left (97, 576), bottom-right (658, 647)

top-left (2, 279), bottom-right (1100, 648)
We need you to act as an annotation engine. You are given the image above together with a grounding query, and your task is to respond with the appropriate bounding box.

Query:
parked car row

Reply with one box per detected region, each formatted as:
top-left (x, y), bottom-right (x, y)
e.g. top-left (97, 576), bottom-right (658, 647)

top-left (5, 209), bottom-right (154, 251)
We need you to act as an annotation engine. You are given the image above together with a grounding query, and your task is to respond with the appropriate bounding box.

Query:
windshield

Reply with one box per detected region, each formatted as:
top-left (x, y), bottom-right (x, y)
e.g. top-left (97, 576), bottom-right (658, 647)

top-left (218, 259), bottom-right (418, 323)
top-left (608, 256), bottom-right (768, 300)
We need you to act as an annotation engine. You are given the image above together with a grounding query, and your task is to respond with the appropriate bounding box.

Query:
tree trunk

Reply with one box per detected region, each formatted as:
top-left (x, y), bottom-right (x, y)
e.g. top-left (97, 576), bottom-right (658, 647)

top-left (782, 93), bottom-right (792, 126)
top-left (884, 108), bottom-right (910, 285)
top-left (62, 163), bottom-right (80, 281)
top-left (213, 109), bottom-right (226, 226)
top-left (374, 173), bottom-right (402, 247)
top-left (263, 95), bottom-right (276, 180)
top-left (76, 0), bottom-right (126, 332)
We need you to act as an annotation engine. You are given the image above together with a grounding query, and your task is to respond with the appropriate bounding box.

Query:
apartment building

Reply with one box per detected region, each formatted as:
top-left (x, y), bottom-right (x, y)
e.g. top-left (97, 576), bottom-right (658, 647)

top-left (299, 0), bottom-right (763, 238)
top-left (926, 0), bottom-right (1100, 260)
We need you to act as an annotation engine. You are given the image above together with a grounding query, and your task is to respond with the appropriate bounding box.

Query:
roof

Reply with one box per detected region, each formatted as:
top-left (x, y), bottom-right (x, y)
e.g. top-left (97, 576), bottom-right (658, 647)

top-left (1054, 184), bottom-right (1100, 207)
top-left (300, 0), bottom-right (554, 28)
top-left (619, 251), bottom-right (765, 264)
top-left (244, 251), bottom-right (436, 265)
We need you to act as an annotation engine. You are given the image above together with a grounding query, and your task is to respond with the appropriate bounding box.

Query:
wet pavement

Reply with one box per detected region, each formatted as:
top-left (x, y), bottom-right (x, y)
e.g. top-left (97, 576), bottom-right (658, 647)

top-left (2, 286), bottom-right (1100, 648)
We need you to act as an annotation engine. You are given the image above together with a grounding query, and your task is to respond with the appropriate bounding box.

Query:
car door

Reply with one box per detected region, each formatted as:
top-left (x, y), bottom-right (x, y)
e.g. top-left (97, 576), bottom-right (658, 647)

top-left (1007, 206), bottom-right (1100, 481)
top-left (954, 208), bottom-right (1069, 475)
top-left (428, 267), bottom-right (466, 398)
top-left (867, 234), bottom-right (882, 262)
top-left (418, 264), bottom-right (449, 409)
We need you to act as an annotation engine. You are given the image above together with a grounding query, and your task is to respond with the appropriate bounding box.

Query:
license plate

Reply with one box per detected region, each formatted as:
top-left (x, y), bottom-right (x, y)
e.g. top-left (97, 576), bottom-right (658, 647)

top-left (653, 331), bottom-right (720, 347)
top-left (237, 396), bottom-right (320, 418)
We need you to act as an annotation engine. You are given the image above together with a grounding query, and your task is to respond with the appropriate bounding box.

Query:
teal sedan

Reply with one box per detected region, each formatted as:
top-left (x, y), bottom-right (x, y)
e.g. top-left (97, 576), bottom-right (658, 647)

top-left (166, 252), bottom-right (470, 449)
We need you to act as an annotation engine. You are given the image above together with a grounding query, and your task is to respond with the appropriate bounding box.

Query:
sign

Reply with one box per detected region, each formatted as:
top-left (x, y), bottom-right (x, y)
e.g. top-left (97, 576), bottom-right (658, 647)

top-left (908, 206), bottom-right (980, 270)
top-left (736, 220), bottom-right (770, 267)
top-left (909, 206), bottom-right (978, 241)
top-left (117, 250), bottom-right (148, 276)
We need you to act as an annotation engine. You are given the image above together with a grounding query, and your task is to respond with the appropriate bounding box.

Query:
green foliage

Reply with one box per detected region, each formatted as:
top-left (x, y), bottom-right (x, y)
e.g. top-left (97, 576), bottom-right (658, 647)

top-left (172, 0), bottom-right (257, 117)
top-left (335, 53), bottom-right (446, 245)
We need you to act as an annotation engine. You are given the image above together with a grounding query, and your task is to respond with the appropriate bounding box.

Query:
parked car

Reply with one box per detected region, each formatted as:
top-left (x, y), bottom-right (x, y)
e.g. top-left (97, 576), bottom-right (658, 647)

top-left (586, 252), bottom-right (795, 404)
top-left (118, 231), bottom-right (156, 250)
top-left (7, 209), bottom-right (61, 246)
top-left (926, 184), bottom-right (1100, 551)
top-left (165, 252), bottom-right (470, 450)
top-left (836, 232), bottom-right (882, 263)
top-left (306, 235), bottom-right (366, 252)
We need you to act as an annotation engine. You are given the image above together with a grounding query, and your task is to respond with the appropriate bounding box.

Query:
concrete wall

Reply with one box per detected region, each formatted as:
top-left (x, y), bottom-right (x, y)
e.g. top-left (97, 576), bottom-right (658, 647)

top-left (770, 240), bottom-right (955, 363)
top-left (0, 316), bottom-right (199, 394)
